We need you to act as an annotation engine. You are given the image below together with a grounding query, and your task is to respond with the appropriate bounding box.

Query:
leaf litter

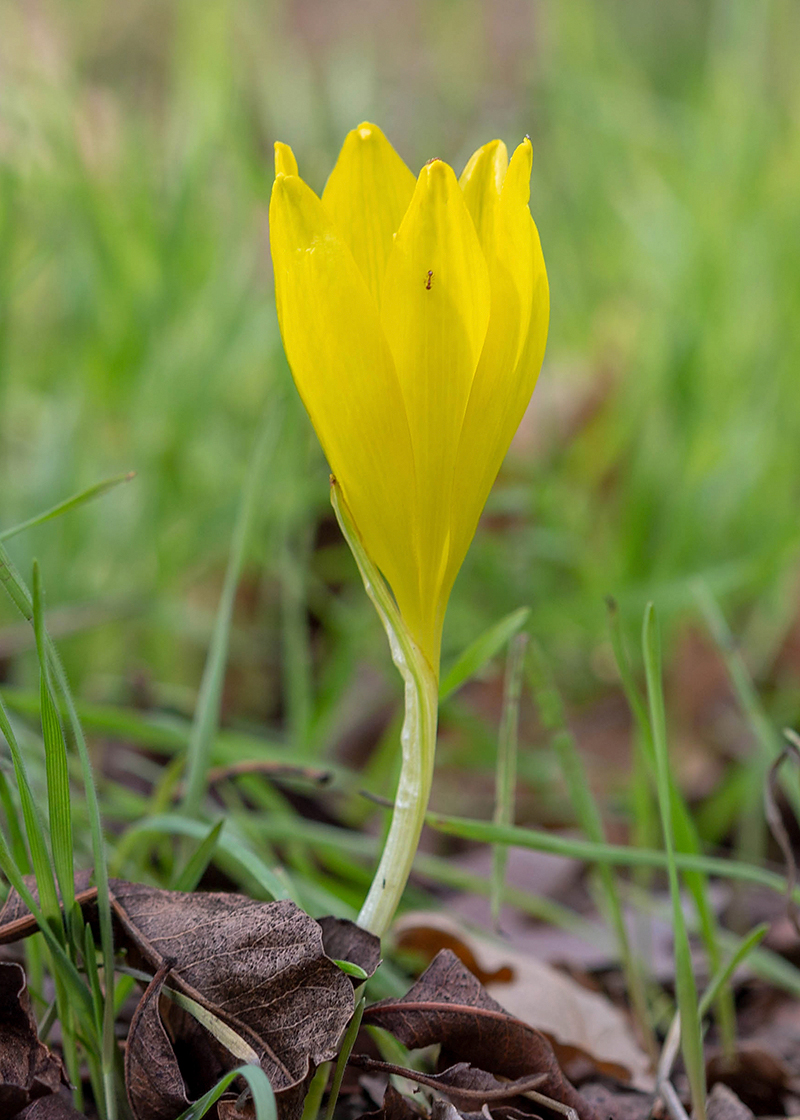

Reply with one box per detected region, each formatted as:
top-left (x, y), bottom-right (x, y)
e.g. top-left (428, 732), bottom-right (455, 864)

top-left (0, 961), bottom-right (68, 1114)
top-left (0, 873), bottom-right (615, 1120)
top-left (0, 876), bottom-right (379, 1120)
top-left (362, 950), bottom-right (599, 1120)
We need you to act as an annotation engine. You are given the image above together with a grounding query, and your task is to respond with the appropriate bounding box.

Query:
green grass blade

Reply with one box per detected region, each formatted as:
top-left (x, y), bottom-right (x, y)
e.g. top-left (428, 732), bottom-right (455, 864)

top-left (119, 813), bottom-right (293, 901)
top-left (171, 819), bottom-right (225, 891)
top-left (0, 827), bottom-right (94, 1021)
top-left (643, 603), bottom-right (706, 1120)
top-left (181, 416), bottom-right (276, 817)
top-left (324, 991), bottom-right (365, 1120)
top-left (491, 632), bottom-right (527, 925)
top-left (424, 811), bottom-right (800, 901)
top-left (0, 472), bottom-right (135, 543)
top-left (698, 923), bottom-right (769, 1020)
top-left (175, 1065), bottom-right (276, 1120)
top-left (693, 579), bottom-right (800, 856)
top-left (527, 637), bottom-right (656, 1060)
top-left (440, 607), bottom-right (531, 703)
top-left (0, 693), bottom-right (61, 928)
top-left (32, 562), bottom-right (75, 914)
top-left (0, 768), bottom-right (31, 871)
top-left (0, 541), bottom-right (117, 1118)
top-left (607, 597), bottom-right (735, 1051)
top-left (280, 527), bottom-right (314, 756)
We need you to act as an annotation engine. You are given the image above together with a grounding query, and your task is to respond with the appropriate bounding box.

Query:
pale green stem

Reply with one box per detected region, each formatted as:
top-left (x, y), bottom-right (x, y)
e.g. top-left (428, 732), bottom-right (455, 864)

top-left (331, 481), bottom-right (439, 938)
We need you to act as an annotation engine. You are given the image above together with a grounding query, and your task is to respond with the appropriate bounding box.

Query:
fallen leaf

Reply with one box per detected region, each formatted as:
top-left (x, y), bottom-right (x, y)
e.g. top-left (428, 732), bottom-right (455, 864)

top-left (578, 1083), bottom-right (654, 1120)
top-left (351, 1055), bottom-right (549, 1116)
top-left (0, 961), bottom-right (68, 1116)
top-left (430, 1100), bottom-right (462, 1120)
top-left (394, 914), bottom-right (652, 1091)
top-left (124, 962), bottom-right (196, 1120)
top-left (218, 1101), bottom-right (256, 1120)
top-left (363, 1084), bottom-right (426, 1120)
top-left (17, 1095), bottom-right (87, 1119)
top-left (363, 950), bottom-right (599, 1120)
top-left (0, 879), bottom-right (356, 1120)
top-left (706, 1082), bottom-right (756, 1120)
top-left (706, 1048), bottom-right (790, 1116)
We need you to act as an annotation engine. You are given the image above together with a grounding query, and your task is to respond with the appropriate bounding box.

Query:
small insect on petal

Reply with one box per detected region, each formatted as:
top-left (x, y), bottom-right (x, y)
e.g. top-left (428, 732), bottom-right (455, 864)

top-left (425, 270), bottom-right (433, 290)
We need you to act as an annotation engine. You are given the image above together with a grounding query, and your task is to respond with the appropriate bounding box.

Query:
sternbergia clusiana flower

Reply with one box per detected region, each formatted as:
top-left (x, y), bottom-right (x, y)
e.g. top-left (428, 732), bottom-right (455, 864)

top-left (270, 123), bottom-right (549, 936)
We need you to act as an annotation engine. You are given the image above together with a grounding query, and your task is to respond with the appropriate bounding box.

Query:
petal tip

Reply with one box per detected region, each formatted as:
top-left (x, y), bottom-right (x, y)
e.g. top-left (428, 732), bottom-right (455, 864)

top-left (274, 141), bottom-right (298, 179)
top-left (355, 121), bottom-right (380, 139)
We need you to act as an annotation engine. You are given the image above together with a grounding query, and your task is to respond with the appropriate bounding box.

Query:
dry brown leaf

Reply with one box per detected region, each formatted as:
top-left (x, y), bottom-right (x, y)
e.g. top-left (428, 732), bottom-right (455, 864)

top-left (394, 913), bottom-right (652, 1091)
top-left (0, 878), bottom-right (357, 1120)
top-left (318, 916), bottom-right (382, 980)
top-left (363, 1084), bottom-right (426, 1120)
top-left (17, 1095), bottom-right (87, 1119)
top-left (350, 1055), bottom-right (546, 1107)
top-left (0, 961), bottom-right (68, 1117)
top-left (706, 1082), bottom-right (756, 1120)
top-left (706, 1048), bottom-right (790, 1116)
top-left (363, 950), bottom-right (599, 1120)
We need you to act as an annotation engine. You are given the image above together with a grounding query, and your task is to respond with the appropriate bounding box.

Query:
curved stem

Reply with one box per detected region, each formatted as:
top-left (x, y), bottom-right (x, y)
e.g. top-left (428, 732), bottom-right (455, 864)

top-left (331, 481), bottom-right (439, 938)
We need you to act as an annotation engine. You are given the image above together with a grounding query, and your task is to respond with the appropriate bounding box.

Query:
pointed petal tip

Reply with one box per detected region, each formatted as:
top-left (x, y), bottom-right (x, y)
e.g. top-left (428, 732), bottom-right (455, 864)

top-left (503, 137), bottom-right (533, 197)
top-left (420, 156), bottom-right (452, 184)
top-left (274, 141), bottom-right (299, 179)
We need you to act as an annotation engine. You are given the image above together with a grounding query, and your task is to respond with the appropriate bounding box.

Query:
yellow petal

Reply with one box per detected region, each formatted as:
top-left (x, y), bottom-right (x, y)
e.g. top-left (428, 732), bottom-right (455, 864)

top-left (321, 122), bottom-right (416, 305)
top-left (274, 141), bottom-right (298, 179)
top-left (379, 158), bottom-right (491, 662)
top-left (458, 138), bottom-right (508, 250)
top-left (269, 166), bottom-right (420, 627)
top-left (445, 139), bottom-right (549, 595)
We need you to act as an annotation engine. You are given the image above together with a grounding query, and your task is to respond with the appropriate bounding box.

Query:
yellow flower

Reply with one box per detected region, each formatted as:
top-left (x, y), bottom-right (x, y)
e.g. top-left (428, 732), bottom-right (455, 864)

top-left (270, 123), bottom-right (549, 672)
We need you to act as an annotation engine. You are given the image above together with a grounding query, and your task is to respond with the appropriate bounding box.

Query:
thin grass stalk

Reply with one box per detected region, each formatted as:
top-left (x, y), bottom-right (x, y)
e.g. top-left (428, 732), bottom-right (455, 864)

top-left (491, 633), bottom-right (527, 925)
top-left (0, 472), bottom-right (135, 543)
top-left (32, 563), bottom-right (75, 914)
top-left (693, 579), bottom-right (800, 862)
top-left (181, 415), bottom-right (276, 817)
top-left (0, 541), bottom-right (118, 1118)
top-left (279, 525), bottom-right (314, 756)
top-left (607, 599), bottom-right (736, 1056)
top-left (526, 637), bottom-right (657, 1061)
top-left (643, 603), bottom-right (706, 1120)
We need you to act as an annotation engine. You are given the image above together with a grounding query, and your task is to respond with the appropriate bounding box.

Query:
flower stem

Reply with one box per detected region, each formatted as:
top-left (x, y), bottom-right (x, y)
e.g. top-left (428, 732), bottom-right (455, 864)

top-left (331, 481), bottom-right (439, 938)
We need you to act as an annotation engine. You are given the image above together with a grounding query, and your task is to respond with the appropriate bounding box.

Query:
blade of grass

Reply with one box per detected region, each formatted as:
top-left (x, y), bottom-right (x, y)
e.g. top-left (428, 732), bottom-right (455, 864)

top-left (0, 694), bottom-right (61, 929)
top-left (424, 812), bottom-right (800, 901)
top-left (32, 562), bottom-right (75, 915)
top-left (0, 767), bottom-right (31, 872)
top-left (0, 687), bottom-right (311, 775)
top-left (117, 812), bottom-right (293, 902)
top-left (280, 525), bottom-right (314, 756)
top-left (643, 603), bottom-right (706, 1120)
top-left (693, 579), bottom-right (800, 859)
top-left (0, 472), bottom-right (135, 543)
top-left (491, 633), bottom-right (527, 925)
top-left (0, 826), bottom-right (94, 1019)
top-left (527, 637), bottom-right (657, 1061)
top-left (698, 923), bottom-right (769, 1020)
top-left (607, 598), bottom-right (735, 1054)
top-left (0, 541), bottom-right (118, 1119)
top-left (175, 1064), bottom-right (276, 1120)
top-left (440, 607), bottom-right (530, 703)
top-left (171, 819), bottom-right (225, 892)
top-left (181, 414), bottom-right (277, 817)
top-left (324, 990), bottom-right (365, 1120)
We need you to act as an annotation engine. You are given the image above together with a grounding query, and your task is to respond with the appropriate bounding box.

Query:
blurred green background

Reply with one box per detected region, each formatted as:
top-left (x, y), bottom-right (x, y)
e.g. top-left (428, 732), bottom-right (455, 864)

top-left (1, 0), bottom-right (799, 780)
